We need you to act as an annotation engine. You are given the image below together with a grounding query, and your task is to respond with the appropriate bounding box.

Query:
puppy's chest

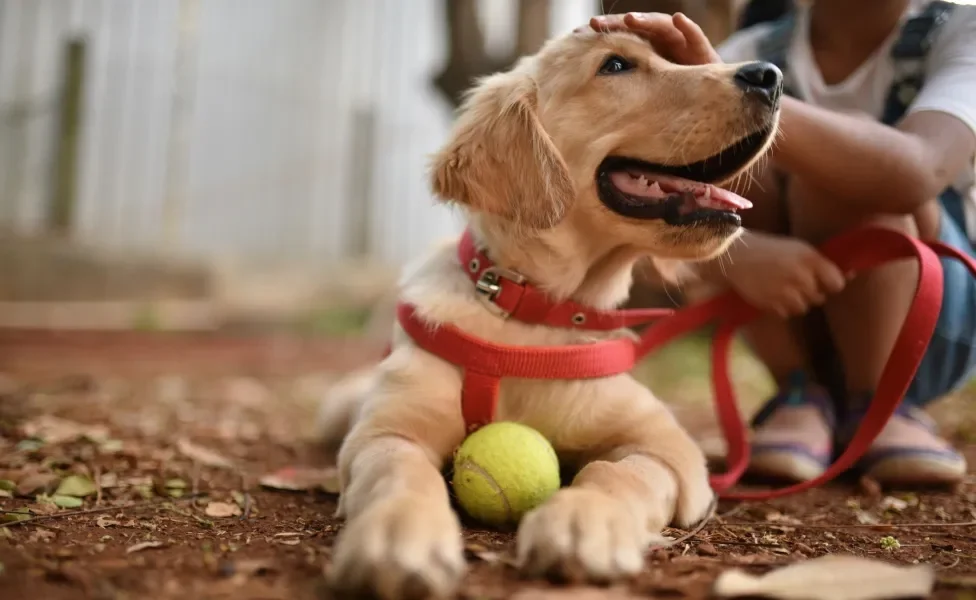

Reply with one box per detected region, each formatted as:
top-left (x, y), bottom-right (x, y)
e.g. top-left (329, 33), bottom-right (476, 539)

top-left (493, 376), bottom-right (622, 428)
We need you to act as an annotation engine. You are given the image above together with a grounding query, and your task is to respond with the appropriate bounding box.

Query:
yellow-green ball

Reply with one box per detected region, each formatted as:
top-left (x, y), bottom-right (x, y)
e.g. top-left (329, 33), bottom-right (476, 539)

top-left (452, 421), bottom-right (560, 528)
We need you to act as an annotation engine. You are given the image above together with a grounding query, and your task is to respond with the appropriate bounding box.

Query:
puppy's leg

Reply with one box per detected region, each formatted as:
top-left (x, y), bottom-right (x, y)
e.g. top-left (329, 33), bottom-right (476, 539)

top-left (329, 351), bottom-right (467, 600)
top-left (316, 366), bottom-right (375, 453)
top-left (517, 380), bottom-right (713, 582)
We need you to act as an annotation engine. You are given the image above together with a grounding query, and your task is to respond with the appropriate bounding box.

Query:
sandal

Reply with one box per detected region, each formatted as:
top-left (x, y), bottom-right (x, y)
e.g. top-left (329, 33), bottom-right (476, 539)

top-left (749, 372), bottom-right (836, 482)
top-left (840, 402), bottom-right (966, 486)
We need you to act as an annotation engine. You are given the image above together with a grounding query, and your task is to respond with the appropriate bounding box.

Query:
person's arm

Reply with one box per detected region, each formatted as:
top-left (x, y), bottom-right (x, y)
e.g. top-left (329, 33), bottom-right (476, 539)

top-left (773, 97), bottom-right (974, 214)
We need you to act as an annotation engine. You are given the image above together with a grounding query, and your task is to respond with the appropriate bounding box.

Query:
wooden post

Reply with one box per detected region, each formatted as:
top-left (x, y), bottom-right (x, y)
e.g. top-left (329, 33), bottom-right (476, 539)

top-left (345, 108), bottom-right (376, 258)
top-left (49, 38), bottom-right (86, 235)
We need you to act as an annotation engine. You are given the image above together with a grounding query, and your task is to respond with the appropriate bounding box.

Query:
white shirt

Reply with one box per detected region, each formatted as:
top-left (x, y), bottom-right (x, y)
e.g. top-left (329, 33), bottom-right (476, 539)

top-left (718, 0), bottom-right (976, 233)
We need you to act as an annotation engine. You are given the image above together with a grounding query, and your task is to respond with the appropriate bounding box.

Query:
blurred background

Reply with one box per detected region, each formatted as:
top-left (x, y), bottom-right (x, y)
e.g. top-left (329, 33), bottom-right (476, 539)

top-left (0, 0), bottom-right (752, 336)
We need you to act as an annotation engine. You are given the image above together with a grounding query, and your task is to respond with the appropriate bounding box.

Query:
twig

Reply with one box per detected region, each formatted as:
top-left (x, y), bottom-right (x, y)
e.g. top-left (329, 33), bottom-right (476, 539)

top-left (241, 492), bottom-right (252, 521)
top-left (721, 519), bottom-right (976, 530)
top-left (711, 540), bottom-right (787, 548)
top-left (654, 496), bottom-right (718, 550)
top-left (94, 465), bottom-right (103, 507)
top-left (0, 493), bottom-right (205, 528)
top-left (937, 555), bottom-right (961, 570)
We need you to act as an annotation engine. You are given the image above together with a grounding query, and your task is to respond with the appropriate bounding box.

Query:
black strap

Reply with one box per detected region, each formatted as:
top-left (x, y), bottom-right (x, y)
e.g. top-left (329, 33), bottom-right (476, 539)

top-left (881, 0), bottom-right (957, 126)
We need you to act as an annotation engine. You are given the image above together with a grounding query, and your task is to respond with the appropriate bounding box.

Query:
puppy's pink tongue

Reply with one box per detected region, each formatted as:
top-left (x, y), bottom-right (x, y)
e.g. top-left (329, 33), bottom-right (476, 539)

top-left (706, 186), bottom-right (753, 211)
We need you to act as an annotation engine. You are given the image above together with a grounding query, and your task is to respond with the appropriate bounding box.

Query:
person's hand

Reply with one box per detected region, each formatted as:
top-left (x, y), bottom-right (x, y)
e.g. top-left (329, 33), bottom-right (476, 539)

top-left (719, 232), bottom-right (848, 318)
top-left (584, 12), bottom-right (722, 66)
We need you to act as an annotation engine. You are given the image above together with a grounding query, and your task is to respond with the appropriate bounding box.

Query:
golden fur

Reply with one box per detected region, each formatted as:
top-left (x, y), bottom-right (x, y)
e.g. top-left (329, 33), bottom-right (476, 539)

top-left (319, 29), bottom-right (779, 600)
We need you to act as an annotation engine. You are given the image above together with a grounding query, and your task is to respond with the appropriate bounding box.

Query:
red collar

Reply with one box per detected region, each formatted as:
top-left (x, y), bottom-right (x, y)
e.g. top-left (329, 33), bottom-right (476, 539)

top-left (456, 229), bottom-right (673, 329)
top-left (394, 227), bottom-right (972, 500)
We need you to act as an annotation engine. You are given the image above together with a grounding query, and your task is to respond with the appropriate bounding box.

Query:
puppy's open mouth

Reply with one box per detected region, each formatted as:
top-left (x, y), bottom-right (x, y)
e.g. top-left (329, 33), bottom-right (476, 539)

top-left (596, 127), bottom-right (771, 227)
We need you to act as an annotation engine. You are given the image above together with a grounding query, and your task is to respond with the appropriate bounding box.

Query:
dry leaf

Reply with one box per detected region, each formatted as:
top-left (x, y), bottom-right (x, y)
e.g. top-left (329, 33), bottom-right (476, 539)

top-left (879, 496), bottom-right (908, 513)
top-left (126, 541), bottom-right (165, 554)
top-left (51, 494), bottom-right (84, 509)
top-left (177, 438), bottom-right (235, 469)
top-left (712, 554), bottom-right (934, 600)
top-left (259, 466), bottom-right (339, 494)
top-left (55, 475), bottom-right (97, 498)
top-left (205, 501), bottom-right (242, 518)
top-left (95, 516), bottom-right (119, 528)
top-left (16, 473), bottom-right (60, 497)
top-left (20, 416), bottom-right (109, 444)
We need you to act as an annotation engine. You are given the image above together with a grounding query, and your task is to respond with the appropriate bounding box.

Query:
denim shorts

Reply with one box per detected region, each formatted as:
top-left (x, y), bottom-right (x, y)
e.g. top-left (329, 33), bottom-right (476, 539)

top-left (907, 209), bottom-right (976, 406)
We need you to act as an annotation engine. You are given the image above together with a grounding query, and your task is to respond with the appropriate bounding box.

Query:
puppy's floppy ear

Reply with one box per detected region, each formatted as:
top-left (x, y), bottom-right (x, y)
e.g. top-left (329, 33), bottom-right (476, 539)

top-left (430, 70), bottom-right (573, 230)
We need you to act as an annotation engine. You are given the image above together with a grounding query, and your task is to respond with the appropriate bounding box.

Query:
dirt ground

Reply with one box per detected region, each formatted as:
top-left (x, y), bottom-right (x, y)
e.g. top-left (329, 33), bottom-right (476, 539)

top-left (2, 330), bottom-right (976, 600)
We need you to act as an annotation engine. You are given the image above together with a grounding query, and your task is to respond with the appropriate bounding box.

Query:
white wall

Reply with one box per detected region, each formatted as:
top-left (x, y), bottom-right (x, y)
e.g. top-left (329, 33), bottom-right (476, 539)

top-left (0, 0), bottom-right (594, 265)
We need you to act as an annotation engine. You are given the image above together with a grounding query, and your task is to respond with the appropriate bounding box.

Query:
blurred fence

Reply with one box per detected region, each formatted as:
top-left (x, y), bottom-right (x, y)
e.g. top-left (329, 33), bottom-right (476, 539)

top-left (0, 0), bottom-right (594, 267)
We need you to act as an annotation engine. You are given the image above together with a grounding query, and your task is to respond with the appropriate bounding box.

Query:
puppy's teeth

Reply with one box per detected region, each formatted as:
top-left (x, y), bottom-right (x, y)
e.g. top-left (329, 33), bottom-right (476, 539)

top-left (648, 182), bottom-right (663, 196)
top-left (637, 175), bottom-right (649, 187)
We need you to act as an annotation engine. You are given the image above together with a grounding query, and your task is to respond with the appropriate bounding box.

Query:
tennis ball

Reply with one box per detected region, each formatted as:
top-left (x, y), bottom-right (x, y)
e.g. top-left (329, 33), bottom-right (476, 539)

top-left (451, 421), bottom-right (560, 528)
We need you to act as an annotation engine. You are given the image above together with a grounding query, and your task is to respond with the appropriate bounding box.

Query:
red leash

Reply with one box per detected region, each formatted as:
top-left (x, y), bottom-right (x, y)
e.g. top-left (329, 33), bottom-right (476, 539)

top-left (396, 227), bottom-right (976, 498)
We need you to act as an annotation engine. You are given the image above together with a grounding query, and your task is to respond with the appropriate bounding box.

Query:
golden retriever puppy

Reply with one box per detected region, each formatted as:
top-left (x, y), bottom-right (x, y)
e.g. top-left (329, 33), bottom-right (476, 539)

top-left (319, 28), bottom-right (781, 600)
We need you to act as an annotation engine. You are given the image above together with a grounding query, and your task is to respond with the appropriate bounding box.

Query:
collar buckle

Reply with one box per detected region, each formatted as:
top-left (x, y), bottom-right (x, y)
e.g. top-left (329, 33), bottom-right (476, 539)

top-left (474, 266), bottom-right (526, 318)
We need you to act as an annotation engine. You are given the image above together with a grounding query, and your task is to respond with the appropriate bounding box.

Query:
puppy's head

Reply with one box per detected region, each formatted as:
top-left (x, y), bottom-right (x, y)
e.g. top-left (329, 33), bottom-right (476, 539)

top-left (431, 30), bottom-right (781, 261)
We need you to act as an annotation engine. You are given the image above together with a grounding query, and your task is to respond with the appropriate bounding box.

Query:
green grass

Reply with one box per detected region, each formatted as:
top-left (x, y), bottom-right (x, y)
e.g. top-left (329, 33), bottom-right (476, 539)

top-left (632, 330), bottom-right (775, 412)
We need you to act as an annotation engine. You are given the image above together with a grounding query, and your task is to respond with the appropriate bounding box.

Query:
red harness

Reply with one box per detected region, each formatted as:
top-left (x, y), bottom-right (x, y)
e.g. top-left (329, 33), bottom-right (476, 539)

top-left (396, 227), bottom-right (976, 499)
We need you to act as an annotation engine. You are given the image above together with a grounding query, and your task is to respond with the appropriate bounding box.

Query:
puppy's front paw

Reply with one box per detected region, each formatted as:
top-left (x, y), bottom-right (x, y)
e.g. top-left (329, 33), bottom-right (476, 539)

top-left (329, 494), bottom-right (466, 600)
top-left (516, 488), bottom-right (649, 583)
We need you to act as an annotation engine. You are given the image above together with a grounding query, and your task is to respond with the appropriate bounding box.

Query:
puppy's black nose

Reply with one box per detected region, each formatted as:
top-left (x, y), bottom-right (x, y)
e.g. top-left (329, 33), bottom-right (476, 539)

top-left (734, 61), bottom-right (783, 107)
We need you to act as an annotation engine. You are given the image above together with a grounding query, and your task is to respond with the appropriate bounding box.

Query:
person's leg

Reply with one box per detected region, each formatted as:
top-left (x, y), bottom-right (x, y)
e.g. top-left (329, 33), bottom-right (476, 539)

top-left (786, 176), bottom-right (969, 484)
top-left (858, 207), bottom-right (974, 484)
top-left (688, 169), bottom-right (835, 481)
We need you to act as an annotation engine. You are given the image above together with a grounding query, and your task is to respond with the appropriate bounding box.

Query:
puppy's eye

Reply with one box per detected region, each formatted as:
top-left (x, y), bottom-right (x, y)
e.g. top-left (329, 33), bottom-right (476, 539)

top-left (598, 55), bottom-right (635, 75)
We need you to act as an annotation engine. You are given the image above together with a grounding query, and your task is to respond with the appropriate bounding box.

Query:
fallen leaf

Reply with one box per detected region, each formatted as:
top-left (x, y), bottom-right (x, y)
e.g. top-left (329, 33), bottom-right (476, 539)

top-left (51, 495), bottom-right (84, 509)
top-left (1, 508), bottom-right (31, 523)
top-left (126, 541), bottom-right (165, 554)
top-left (29, 498), bottom-right (61, 515)
top-left (259, 466), bottom-right (339, 494)
top-left (165, 478), bottom-right (188, 498)
top-left (55, 475), bottom-right (97, 498)
top-left (853, 509), bottom-right (880, 525)
top-left (0, 489), bottom-right (10, 499)
top-left (0, 480), bottom-right (15, 492)
top-left (99, 439), bottom-right (125, 454)
top-left (98, 472), bottom-right (119, 489)
top-left (275, 538), bottom-right (301, 546)
top-left (697, 542), bottom-right (719, 556)
top-left (95, 516), bottom-right (119, 528)
top-left (177, 438), bottom-right (235, 469)
top-left (16, 473), bottom-right (60, 497)
top-left (712, 554), bottom-right (934, 600)
top-left (879, 496), bottom-right (908, 513)
top-left (21, 415), bottom-right (109, 444)
top-left (15, 439), bottom-right (45, 452)
top-left (28, 528), bottom-right (56, 543)
top-left (205, 502), bottom-right (242, 518)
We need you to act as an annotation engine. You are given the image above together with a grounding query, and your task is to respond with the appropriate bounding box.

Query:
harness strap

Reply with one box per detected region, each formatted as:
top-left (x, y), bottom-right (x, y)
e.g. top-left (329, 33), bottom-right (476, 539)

top-left (396, 226), bottom-right (976, 498)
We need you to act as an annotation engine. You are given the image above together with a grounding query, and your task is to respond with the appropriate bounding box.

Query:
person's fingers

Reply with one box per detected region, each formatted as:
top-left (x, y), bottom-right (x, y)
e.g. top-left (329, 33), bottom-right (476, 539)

top-left (589, 15), bottom-right (628, 32)
top-left (671, 12), bottom-right (721, 64)
top-left (780, 288), bottom-right (810, 317)
top-left (812, 255), bottom-right (847, 295)
top-left (624, 13), bottom-right (687, 47)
